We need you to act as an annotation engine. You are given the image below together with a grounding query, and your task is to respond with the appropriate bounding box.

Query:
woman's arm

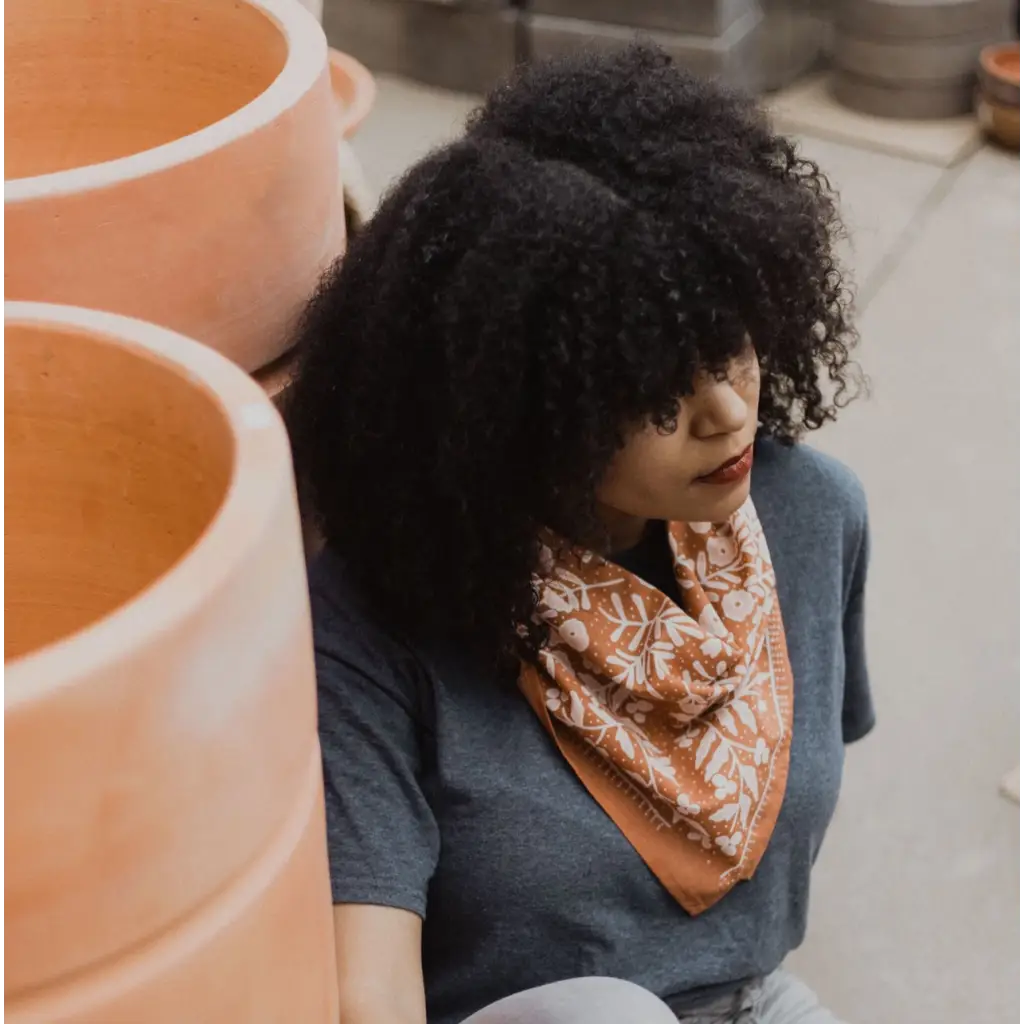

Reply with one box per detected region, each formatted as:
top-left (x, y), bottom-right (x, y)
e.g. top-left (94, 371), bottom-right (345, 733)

top-left (334, 904), bottom-right (427, 1024)
top-left (309, 561), bottom-right (438, 1023)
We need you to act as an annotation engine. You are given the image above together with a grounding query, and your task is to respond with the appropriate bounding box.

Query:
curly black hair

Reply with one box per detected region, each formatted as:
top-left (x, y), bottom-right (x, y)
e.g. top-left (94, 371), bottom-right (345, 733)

top-left (286, 45), bottom-right (859, 663)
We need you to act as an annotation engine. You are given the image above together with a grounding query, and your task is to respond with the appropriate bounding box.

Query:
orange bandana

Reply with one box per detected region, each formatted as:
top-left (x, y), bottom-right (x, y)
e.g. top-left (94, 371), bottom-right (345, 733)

top-left (519, 499), bottom-right (794, 914)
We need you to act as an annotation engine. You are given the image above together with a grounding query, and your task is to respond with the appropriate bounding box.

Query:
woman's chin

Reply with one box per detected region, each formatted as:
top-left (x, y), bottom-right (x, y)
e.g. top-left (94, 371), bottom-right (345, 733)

top-left (675, 477), bottom-right (752, 524)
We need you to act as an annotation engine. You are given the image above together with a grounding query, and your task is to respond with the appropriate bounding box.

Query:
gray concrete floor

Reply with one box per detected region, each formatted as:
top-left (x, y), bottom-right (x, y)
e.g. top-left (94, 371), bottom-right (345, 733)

top-left (349, 76), bottom-right (1020, 1024)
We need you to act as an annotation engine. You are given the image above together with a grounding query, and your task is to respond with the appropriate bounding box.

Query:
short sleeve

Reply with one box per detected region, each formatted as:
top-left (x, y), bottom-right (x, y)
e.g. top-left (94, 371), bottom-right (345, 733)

top-left (310, 557), bottom-right (440, 917)
top-left (841, 509), bottom-right (874, 744)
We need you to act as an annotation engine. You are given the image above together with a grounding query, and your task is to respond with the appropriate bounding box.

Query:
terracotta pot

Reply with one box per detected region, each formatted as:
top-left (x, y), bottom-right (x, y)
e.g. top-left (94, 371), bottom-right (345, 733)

top-left (978, 42), bottom-right (1020, 109)
top-left (976, 90), bottom-right (1021, 149)
top-left (256, 345), bottom-right (304, 409)
top-left (254, 50), bottom-right (378, 405)
top-left (329, 48), bottom-right (378, 140)
top-left (4, 0), bottom-right (345, 373)
top-left (5, 302), bottom-right (337, 1021)
top-left (325, 51), bottom-right (378, 236)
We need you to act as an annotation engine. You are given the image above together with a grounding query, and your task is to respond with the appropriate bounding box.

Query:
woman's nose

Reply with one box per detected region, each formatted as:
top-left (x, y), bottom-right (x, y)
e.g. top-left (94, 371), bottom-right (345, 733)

top-left (690, 377), bottom-right (749, 439)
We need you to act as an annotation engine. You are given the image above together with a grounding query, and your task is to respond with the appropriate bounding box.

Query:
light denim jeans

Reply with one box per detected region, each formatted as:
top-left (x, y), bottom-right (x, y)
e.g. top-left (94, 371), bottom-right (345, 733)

top-left (461, 971), bottom-right (844, 1024)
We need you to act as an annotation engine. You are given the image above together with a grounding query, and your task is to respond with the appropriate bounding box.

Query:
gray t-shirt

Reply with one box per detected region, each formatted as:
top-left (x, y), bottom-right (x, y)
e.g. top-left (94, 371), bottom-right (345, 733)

top-left (311, 440), bottom-right (873, 1024)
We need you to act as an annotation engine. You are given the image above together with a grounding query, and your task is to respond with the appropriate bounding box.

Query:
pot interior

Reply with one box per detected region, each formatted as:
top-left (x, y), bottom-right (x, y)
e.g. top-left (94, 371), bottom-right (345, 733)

top-left (4, 321), bottom-right (234, 662)
top-left (4, 0), bottom-right (288, 180)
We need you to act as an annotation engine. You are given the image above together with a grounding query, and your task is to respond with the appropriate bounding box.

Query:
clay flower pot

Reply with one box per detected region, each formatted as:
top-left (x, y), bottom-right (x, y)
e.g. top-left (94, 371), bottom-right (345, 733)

top-left (255, 51), bottom-right (377, 409)
top-left (4, 0), bottom-right (345, 373)
top-left (329, 48), bottom-right (379, 140)
top-left (978, 42), bottom-right (1020, 109)
top-left (5, 302), bottom-right (337, 1021)
top-left (976, 90), bottom-right (1021, 149)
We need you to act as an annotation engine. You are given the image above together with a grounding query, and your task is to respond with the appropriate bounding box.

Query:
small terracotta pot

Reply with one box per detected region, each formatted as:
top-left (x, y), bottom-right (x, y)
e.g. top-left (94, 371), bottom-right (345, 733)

top-left (256, 345), bottom-right (303, 408)
top-left (976, 90), bottom-right (1021, 149)
top-left (329, 48), bottom-right (378, 140)
top-left (5, 303), bottom-right (337, 1021)
top-left (4, 0), bottom-right (345, 373)
top-left (978, 42), bottom-right (1020, 109)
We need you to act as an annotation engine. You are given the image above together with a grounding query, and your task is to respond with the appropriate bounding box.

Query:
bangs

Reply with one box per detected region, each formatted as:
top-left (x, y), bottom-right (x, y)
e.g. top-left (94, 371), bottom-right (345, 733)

top-left (580, 215), bottom-right (755, 430)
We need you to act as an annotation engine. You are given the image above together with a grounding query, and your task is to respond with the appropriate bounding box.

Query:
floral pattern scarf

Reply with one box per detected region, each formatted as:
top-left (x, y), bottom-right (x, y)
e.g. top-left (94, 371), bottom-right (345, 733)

top-left (518, 499), bottom-right (794, 914)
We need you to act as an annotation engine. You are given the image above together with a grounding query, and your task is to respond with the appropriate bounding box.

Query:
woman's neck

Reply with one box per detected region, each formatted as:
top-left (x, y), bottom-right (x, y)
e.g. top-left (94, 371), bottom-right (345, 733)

top-left (597, 504), bottom-right (649, 554)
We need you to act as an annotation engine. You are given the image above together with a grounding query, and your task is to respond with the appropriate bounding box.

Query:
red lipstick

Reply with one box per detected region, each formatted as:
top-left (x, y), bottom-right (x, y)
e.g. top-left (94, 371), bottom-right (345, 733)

top-left (696, 445), bottom-right (754, 485)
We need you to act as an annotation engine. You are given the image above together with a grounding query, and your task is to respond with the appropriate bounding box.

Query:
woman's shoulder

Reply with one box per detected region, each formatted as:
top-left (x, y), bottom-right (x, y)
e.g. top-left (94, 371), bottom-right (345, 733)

top-left (751, 439), bottom-right (869, 602)
top-left (307, 548), bottom-right (430, 708)
top-left (752, 437), bottom-right (867, 534)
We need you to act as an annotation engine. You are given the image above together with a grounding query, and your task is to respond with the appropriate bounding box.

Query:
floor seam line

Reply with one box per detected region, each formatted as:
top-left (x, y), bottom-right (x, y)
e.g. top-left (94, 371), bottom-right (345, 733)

top-left (855, 154), bottom-right (973, 316)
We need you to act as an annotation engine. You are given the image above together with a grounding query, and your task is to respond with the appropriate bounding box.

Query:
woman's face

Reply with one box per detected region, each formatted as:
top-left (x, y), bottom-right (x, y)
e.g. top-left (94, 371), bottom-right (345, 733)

top-left (596, 348), bottom-right (761, 548)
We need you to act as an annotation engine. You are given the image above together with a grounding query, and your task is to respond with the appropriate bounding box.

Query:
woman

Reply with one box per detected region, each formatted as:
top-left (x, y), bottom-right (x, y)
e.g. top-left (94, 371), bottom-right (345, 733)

top-left (287, 45), bottom-right (872, 1024)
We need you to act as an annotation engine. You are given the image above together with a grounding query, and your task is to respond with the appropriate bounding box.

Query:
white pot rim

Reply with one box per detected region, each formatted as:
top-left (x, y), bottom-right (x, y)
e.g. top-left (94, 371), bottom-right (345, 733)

top-left (5, 301), bottom-right (296, 708)
top-left (5, 0), bottom-right (327, 203)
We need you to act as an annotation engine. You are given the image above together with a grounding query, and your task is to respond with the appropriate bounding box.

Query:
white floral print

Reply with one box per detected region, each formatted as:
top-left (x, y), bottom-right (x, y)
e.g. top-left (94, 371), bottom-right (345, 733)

top-left (698, 603), bottom-right (729, 637)
top-left (676, 793), bottom-right (701, 815)
top-left (715, 832), bottom-right (743, 857)
top-left (559, 619), bottom-right (590, 651)
top-left (707, 536), bottom-right (737, 567)
top-left (721, 590), bottom-right (755, 622)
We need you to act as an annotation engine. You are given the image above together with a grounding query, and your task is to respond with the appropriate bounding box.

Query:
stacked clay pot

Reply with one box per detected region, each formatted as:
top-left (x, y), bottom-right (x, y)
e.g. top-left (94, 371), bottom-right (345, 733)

top-left (5, 303), bottom-right (338, 1021)
top-left (833, 0), bottom-right (1008, 117)
top-left (3, 0), bottom-right (366, 1015)
top-left (255, 45), bottom-right (378, 405)
top-left (976, 42), bottom-right (1020, 147)
top-left (4, 0), bottom-right (346, 382)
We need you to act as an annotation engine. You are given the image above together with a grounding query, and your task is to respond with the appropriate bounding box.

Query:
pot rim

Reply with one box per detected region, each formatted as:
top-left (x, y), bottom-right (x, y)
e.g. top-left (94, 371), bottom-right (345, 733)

top-left (979, 42), bottom-right (1020, 85)
top-left (4, 0), bottom-right (327, 203)
top-left (5, 301), bottom-right (294, 709)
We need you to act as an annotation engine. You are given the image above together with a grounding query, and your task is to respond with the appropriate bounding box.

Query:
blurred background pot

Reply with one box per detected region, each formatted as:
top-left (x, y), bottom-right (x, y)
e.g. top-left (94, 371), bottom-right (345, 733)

top-left (4, 0), bottom-right (345, 373)
top-left (976, 87), bottom-right (1021, 144)
top-left (978, 41), bottom-right (1020, 105)
top-left (5, 302), bottom-right (337, 1022)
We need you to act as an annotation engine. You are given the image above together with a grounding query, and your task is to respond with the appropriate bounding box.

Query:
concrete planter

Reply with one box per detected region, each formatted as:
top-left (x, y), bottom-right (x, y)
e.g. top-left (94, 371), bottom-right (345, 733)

top-left (5, 0), bottom-right (345, 373)
top-left (324, 0), bottom-right (519, 95)
top-left (832, 67), bottom-right (978, 115)
top-left (323, 0), bottom-right (831, 95)
top-left (529, 0), bottom-right (756, 38)
top-left (836, 0), bottom-right (1006, 37)
top-left (5, 303), bottom-right (336, 1022)
top-left (526, 10), bottom-right (765, 92)
top-left (831, 0), bottom-right (1007, 117)
top-left (835, 31), bottom-right (996, 82)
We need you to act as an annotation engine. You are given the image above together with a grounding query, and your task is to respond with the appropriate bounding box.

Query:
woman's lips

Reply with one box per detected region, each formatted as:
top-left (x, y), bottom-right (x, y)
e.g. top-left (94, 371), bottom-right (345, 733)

top-left (695, 445), bottom-right (754, 485)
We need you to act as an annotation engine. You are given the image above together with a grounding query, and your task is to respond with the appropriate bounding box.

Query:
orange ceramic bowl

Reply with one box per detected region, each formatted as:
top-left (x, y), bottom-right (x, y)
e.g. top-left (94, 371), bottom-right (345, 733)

top-left (978, 43), bottom-right (1020, 109)
top-left (976, 90), bottom-right (1020, 149)
top-left (4, 0), bottom-right (346, 373)
top-left (5, 303), bottom-right (336, 1021)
